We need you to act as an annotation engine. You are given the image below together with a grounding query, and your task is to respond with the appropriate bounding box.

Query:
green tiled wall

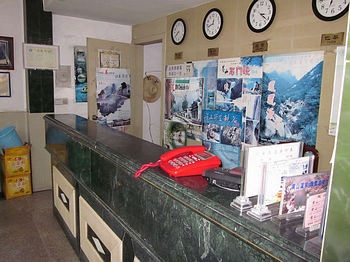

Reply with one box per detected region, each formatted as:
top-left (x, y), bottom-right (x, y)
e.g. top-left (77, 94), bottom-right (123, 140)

top-left (28, 70), bottom-right (54, 113)
top-left (25, 0), bottom-right (52, 45)
top-left (322, 31), bottom-right (350, 260)
top-left (25, 0), bottom-right (54, 113)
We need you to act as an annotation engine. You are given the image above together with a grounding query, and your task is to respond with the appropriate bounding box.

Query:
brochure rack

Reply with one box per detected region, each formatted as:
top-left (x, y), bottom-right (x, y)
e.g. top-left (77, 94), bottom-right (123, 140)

top-left (243, 142), bottom-right (303, 198)
top-left (295, 191), bottom-right (327, 239)
top-left (231, 142), bottom-right (303, 214)
top-left (272, 173), bottom-right (329, 229)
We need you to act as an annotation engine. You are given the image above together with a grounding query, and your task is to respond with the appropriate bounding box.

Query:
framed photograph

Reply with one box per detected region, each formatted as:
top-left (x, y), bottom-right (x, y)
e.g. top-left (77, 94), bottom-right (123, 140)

top-left (55, 65), bottom-right (72, 88)
top-left (98, 49), bottom-right (120, 68)
top-left (0, 72), bottom-right (11, 97)
top-left (0, 36), bottom-right (14, 70)
top-left (23, 43), bottom-right (59, 70)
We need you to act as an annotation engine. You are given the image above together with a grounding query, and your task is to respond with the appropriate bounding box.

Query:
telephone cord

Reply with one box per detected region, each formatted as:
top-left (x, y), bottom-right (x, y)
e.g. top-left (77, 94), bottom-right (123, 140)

top-left (134, 160), bottom-right (161, 178)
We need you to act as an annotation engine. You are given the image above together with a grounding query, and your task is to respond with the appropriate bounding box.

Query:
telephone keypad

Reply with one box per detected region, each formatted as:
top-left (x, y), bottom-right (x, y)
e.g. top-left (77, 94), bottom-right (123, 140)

top-left (168, 154), bottom-right (200, 169)
top-left (159, 146), bottom-right (221, 177)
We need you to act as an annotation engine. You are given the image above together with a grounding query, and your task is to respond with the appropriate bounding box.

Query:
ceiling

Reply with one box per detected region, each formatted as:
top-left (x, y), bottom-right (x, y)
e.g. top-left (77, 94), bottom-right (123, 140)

top-left (42, 0), bottom-right (215, 25)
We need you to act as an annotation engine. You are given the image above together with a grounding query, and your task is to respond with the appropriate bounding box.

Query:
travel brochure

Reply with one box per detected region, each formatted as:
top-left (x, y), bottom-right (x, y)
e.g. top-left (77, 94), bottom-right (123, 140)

top-left (303, 191), bottom-right (327, 231)
top-left (263, 155), bottom-right (313, 205)
top-left (244, 142), bottom-right (302, 198)
top-left (279, 172), bottom-right (330, 216)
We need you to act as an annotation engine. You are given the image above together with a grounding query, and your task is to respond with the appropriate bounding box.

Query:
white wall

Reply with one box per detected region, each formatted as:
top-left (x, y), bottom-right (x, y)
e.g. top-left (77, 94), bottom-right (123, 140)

top-left (143, 42), bottom-right (162, 145)
top-left (0, 0), bottom-right (26, 112)
top-left (0, 3), bottom-right (158, 191)
top-left (52, 15), bottom-right (132, 118)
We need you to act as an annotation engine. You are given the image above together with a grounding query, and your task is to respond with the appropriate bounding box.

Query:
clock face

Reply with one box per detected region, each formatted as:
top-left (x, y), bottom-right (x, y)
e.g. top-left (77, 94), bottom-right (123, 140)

top-left (312, 0), bottom-right (350, 21)
top-left (203, 8), bottom-right (223, 40)
top-left (247, 0), bottom-right (276, 33)
top-left (171, 18), bottom-right (186, 45)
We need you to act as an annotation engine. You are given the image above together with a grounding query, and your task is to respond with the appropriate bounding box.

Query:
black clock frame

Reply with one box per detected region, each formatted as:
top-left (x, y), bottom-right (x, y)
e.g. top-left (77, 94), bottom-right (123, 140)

top-left (312, 0), bottom-right (349, 21)
top-left (171, 18), bottom-right (186, 45)
top-left (202, 8), bottom-right (224, 40)
top-left (246, 0), bottom-right (276, 33)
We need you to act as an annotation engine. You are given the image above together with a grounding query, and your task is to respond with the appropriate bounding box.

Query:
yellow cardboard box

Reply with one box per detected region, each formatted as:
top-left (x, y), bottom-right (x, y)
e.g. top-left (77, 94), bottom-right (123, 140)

top-left (1, 145), bottom-right (31, 177)
top-left (4, 174), bottom-right (32, 199)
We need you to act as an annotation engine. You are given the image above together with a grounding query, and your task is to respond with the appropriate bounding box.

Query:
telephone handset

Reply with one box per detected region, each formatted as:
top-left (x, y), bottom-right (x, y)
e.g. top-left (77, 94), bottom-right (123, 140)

top-left (159, 145), bottom-right (221, 177)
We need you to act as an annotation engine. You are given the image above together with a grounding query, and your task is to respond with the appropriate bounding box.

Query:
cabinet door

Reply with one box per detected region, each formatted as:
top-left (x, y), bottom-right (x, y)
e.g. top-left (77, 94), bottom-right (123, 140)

top-left (52, 166), bottom-right (76, 237)
top-left (79, 196), bottom-right (123, 262)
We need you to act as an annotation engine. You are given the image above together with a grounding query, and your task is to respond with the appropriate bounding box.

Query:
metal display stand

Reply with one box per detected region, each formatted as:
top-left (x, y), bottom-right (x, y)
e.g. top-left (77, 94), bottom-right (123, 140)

top-left (246, 164), bottom-right (272, 221)
top-left (230, 195), bottom-right (252, 213)
top-left (230, 148), bottom-right (252, 213)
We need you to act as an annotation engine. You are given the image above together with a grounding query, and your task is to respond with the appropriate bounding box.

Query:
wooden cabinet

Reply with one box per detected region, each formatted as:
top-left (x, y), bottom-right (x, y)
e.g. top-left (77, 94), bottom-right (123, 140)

top-left (52, 165), bottom-right (77, 238)
top-left (79, 196), bottom-right (123, 262)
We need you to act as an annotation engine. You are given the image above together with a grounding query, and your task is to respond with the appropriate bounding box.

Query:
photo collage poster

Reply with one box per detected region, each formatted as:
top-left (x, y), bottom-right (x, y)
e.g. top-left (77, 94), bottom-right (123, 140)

top-left (163, 60), bottom-right (211, 149)
top-left (164, 76), bottom-right (204, 149)
top-left (96, 68), bottom-right (131, 128)
top-left (74, 46), bottom-right (87, 102)
top-left (216, 56), bottom-right (263, 147)
top-left (202, 110), bottom-right (242, 169)
top-left (194, 60), bottom-right (245, 169)
top-left (164, 60), bottom-right (218, 150)
top-left (164, 57), bottom-right (262, 169)
top-left (260, 51), bottom-right (324, 147)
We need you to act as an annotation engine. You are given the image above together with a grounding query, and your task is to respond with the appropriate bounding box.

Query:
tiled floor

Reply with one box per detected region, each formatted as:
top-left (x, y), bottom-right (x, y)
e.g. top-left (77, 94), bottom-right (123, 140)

top-left (0, 190), bottom-right (79, 262)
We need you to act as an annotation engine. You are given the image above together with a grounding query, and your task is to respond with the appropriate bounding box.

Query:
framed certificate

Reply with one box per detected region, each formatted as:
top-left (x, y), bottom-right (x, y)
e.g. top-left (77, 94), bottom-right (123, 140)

top-left (0, 71), bottom-right (11, 97)
top-left (0, 36), bottom-right (14, 70)
top-left (23, 43), bottom-right (59, 70)
top-left (98, 49), bottom-right (120, 68)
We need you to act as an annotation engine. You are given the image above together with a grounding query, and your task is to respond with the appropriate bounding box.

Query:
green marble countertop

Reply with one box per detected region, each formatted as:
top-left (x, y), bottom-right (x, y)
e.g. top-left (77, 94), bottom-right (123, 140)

top-left (44, 114), bottom-right (319, 261)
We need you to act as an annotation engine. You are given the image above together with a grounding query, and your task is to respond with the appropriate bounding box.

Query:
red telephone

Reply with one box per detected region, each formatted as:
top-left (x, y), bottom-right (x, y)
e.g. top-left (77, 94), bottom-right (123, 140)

top-left (159, 145), bottom-right (221, 177)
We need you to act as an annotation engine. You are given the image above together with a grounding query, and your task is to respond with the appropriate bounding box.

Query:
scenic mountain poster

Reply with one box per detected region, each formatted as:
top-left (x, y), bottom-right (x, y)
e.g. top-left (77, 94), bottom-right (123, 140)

top-left (96, 68), bottom-right (131, 127)
top-left (260, 51), bottom-right (324, 147)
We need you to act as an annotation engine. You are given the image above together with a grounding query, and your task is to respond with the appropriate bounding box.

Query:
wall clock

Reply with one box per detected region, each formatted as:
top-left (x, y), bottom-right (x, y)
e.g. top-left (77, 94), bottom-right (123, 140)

top-left (202, 8), bottom-right (223, 40)
top-left (171, 18), bottom-right (186, 45)
top-left (247, 0), bottom-right (276, 33)
top-left (312, 0), bottom-right (350, 21)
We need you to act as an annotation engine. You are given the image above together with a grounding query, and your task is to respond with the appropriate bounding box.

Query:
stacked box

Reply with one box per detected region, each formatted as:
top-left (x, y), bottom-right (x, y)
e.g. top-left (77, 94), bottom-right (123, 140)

top-left (4, 175), bottom-right (32, 199)
top-left (0, 144), bottom-right (32, 199)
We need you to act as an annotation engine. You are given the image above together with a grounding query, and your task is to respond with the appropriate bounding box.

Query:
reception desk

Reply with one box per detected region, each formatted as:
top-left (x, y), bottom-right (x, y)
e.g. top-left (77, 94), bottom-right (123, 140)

top-left (44, 114), bottom-right (319, 261)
